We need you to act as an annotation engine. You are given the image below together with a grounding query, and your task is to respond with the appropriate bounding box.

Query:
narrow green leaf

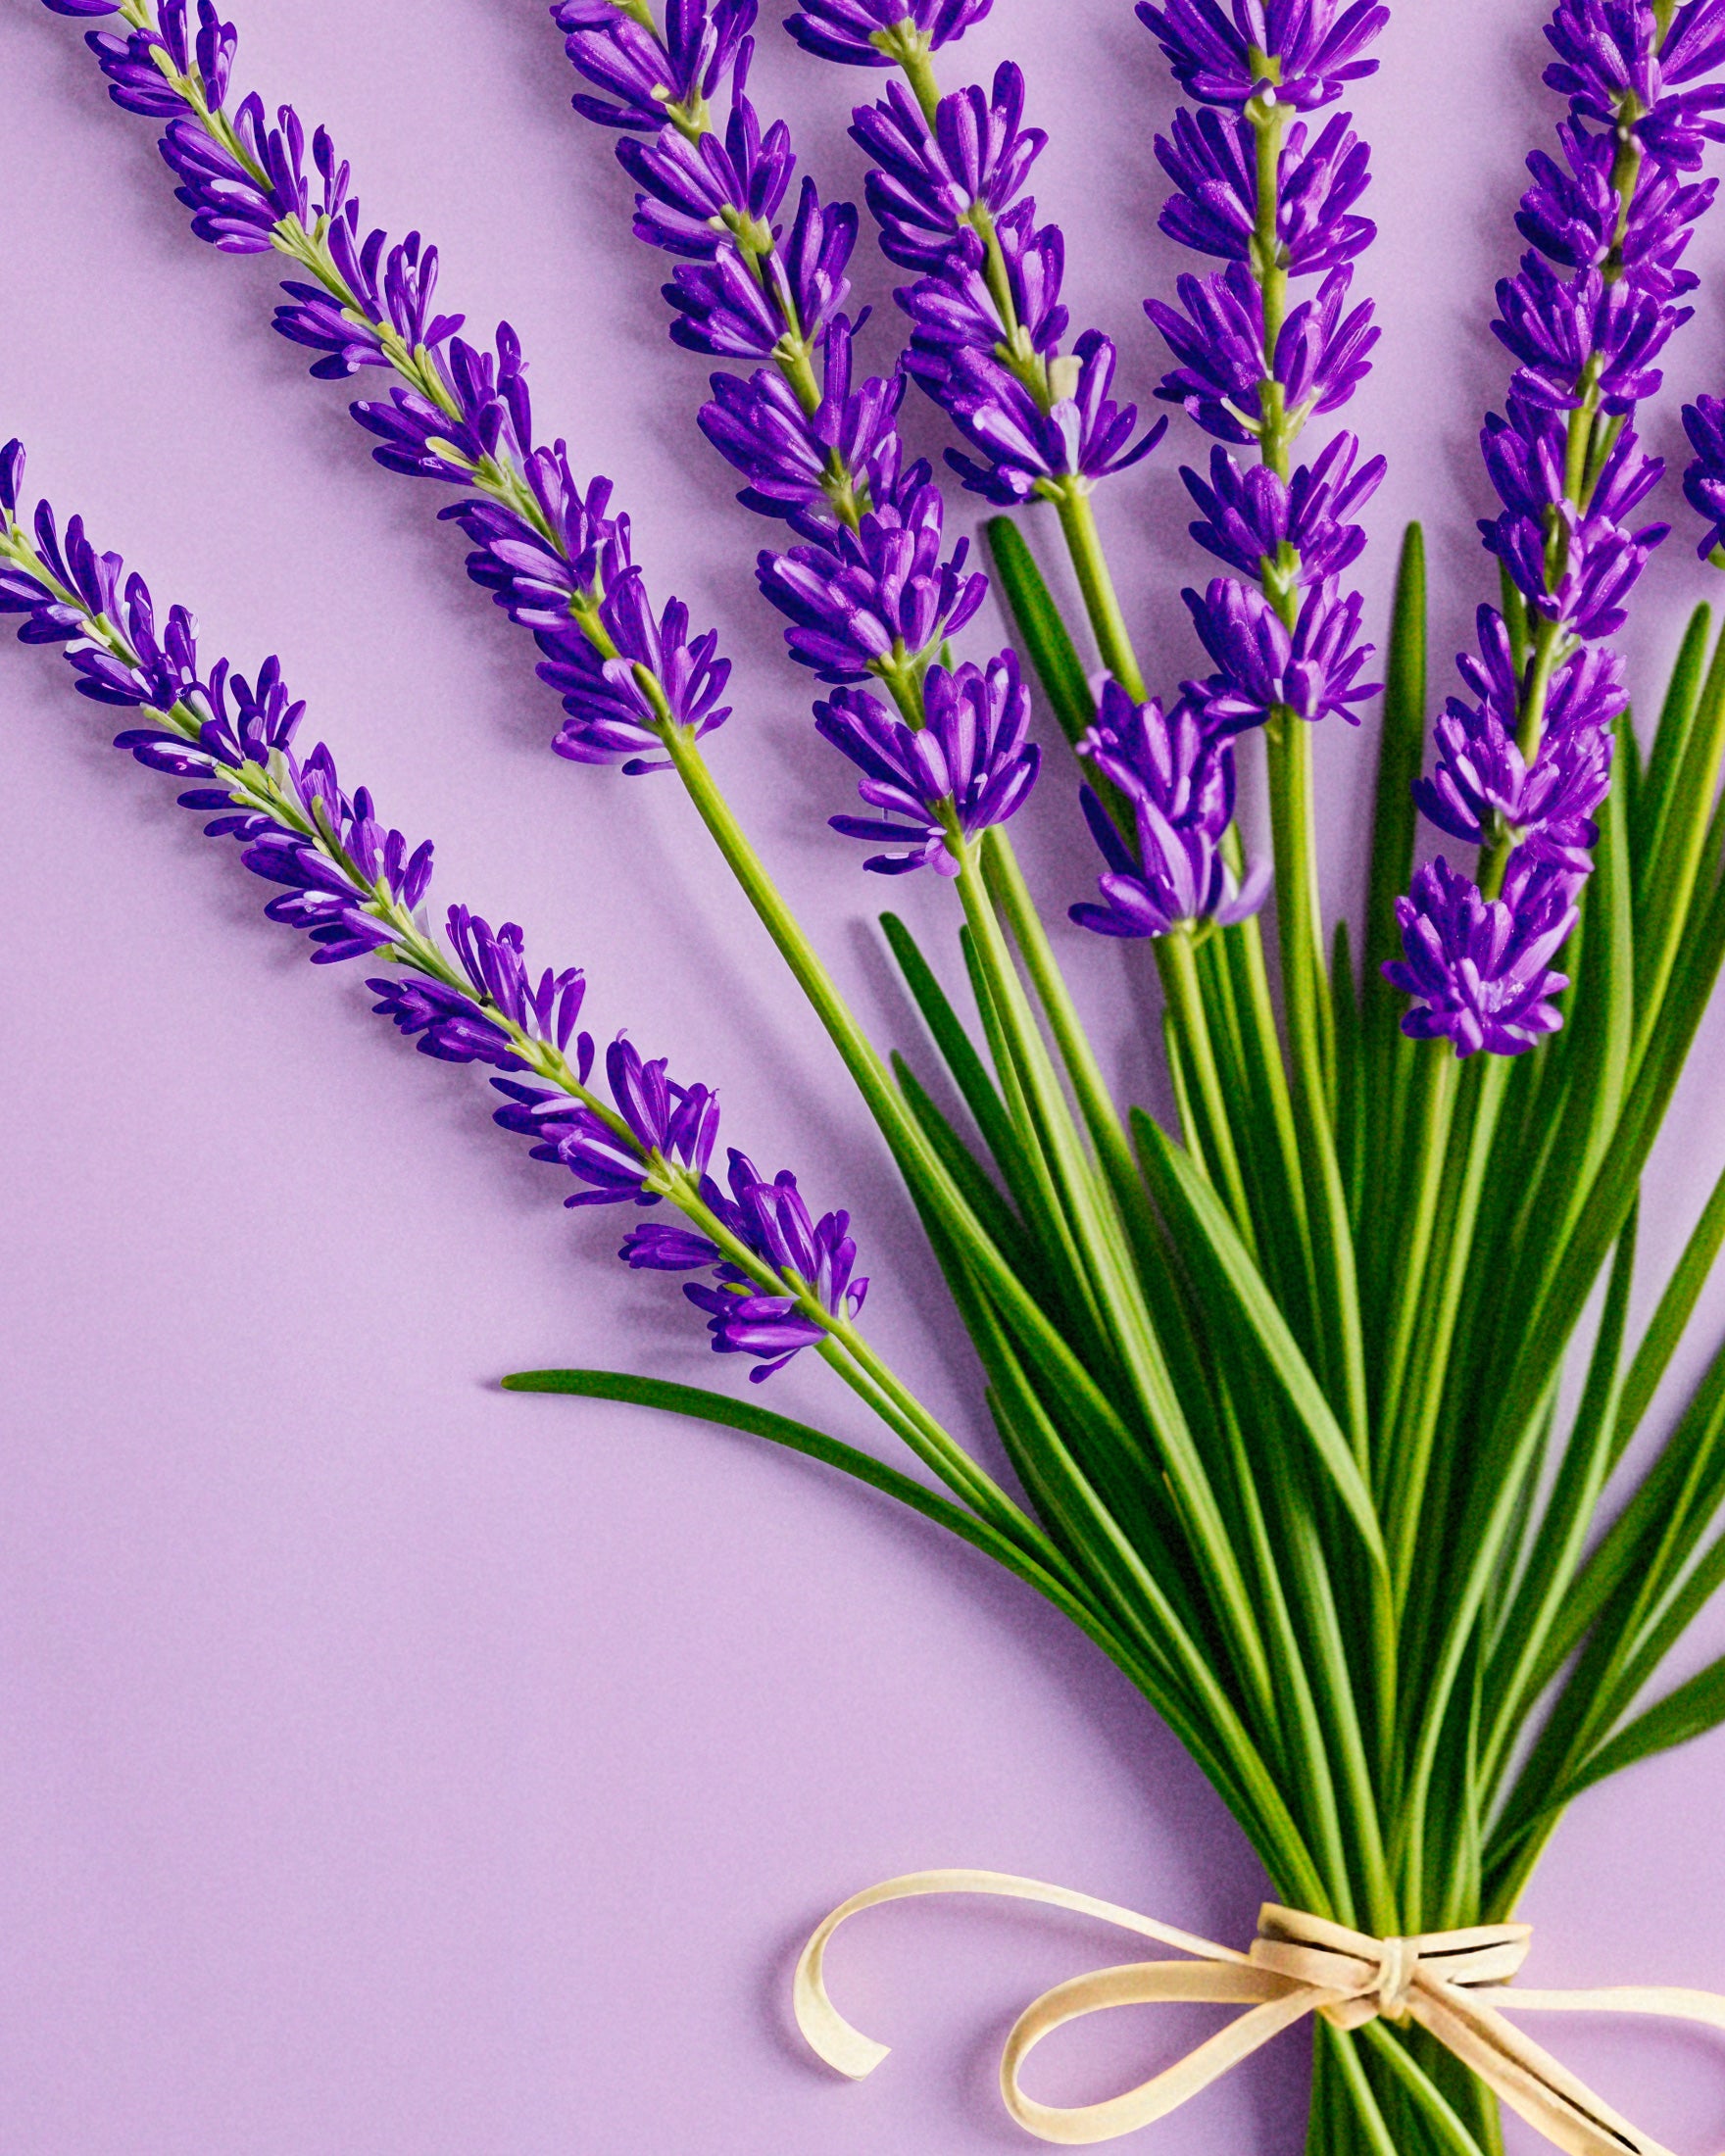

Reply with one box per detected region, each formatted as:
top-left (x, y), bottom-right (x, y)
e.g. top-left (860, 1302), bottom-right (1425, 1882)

top-left (1133, 1108), bottom-right (1387, 1569)
top-left (1332, 916), bottom-right (1363, 1218)
top-left (1481, 1208), bottom-right (1638, 1792)
top-left (1362, 525), bottom-right (1429, 1051)
top-left (1635, 612), bottom-right (1725, 1041)
top-left (982, 514), bottom-right (1097, 752)
top-left (1633, 600), bottom-right (1711, 892)
top-left (502, 1367), bottom-right (1001, 1539)
top-left (1561, 1651), bottom-right (1725, 1802)
top-left (879, 910), bottom-right (1022, 1186)
top-left (891, 1050), bottom-right (1035, 1282)
top-left (1613, 1156), bottom-right (1725, 1466)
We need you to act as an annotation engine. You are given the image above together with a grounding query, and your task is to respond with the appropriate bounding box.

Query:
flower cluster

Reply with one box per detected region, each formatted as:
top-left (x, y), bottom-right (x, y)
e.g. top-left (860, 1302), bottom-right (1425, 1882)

top-left (784, 0), bottom-right (992, 70)
top-left (1069, 682), bottom-right (1269, 937)
top-left (0, 438), bottom-right (853, 1380)
top-left (813, 651), bottom-right (1040, 873)
top-left (1138, 0), bottom-right (1389, 111)
top-left (62, 0), bottom-right (731, 777)
top-left (848, 63), bottom-right (1166, 506)
top-left (623, 1150), bottom-right (869, 1380)
top-left (554, 0), bottom-right (1035, 870)
top-left (1393, 0), bottom-right (1725, 1055)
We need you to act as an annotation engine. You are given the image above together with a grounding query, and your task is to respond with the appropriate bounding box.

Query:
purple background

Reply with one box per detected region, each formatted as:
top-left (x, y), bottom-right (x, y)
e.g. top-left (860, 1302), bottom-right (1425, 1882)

top-left (5, 2), bottom-right (1725, 2149)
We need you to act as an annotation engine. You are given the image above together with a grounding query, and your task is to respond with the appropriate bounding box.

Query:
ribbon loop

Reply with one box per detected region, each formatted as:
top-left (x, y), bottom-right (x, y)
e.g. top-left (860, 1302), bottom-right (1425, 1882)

top-left (795, 1870), bottom-right (1725, 2150)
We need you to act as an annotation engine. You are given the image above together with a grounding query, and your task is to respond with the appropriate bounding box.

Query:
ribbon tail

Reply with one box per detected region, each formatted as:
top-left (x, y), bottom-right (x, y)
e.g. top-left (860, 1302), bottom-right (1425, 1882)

top-left (1001, 1962), bottom-right (1318, 2147)
top-left (1414, 1983), bottom-right (1680, 2156)
top-left (794, 1868), bottom-right (1253, 2082)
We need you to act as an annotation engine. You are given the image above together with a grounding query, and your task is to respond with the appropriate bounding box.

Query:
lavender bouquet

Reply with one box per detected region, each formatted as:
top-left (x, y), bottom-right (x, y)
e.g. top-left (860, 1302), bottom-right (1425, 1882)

top-left (16, 0), bottom-right (1725, 2147)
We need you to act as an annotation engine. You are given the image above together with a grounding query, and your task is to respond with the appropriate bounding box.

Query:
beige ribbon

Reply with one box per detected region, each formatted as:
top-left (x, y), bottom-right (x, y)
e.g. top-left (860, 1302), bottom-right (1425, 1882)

top-left (795, 1869), bottom-right (1725, 2150)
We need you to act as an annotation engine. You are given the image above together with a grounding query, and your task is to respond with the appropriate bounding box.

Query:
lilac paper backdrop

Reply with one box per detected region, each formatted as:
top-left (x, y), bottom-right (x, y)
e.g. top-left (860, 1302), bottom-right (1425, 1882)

top-left (4, 2), bottom-right (1725, 2150)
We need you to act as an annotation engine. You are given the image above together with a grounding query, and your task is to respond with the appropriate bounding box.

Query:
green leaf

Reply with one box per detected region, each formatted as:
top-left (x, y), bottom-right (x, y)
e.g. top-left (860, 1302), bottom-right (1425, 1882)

top-left (502, 1367), bottom-right (1001, 1535)
top-left (1480, 1208), bottom-right (1638, 1795)
top-left (1613, 1156), bottom-right (1725, 1467)
top-left (879, 910), bottom-right (1023, 1187)
top-left (890, 1050), bottom-right (1038, 1285)
top-left (1133, 1108), bottom-right (1387, 1569)
top-left (1559, 1651), bottom-right (1725, 1804)
top-left (1362, 523), bottom-right (1428, 1045)
top-left (982, 514), bottom-right (1097, 753)
top-left (1635, 611), bottom-right (1725, 1044)
top-left (1633, 601), bottom-right (1711, 900)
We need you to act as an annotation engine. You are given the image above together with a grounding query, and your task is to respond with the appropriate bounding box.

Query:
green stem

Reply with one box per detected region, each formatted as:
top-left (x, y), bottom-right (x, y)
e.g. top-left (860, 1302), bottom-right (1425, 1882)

top-left (1374, 1048), bottom-right (1459, 1468)
top-left (1158, 930), bottom-right (1257, 1248)
top-left (1267, 717), bottom-right (1368, 1461)
top-left (1054, 488), bottom-right (1148, 700)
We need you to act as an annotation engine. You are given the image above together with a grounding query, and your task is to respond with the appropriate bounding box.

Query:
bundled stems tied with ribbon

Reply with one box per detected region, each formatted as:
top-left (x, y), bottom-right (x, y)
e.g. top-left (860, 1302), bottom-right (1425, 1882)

top-left (797, 1874), bottom-right (1725, 2151)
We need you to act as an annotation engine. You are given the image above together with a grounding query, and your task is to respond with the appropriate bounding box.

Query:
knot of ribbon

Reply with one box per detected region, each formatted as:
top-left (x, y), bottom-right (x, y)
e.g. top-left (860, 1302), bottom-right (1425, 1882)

top-left (794, 1868), bottom-right (1725, 2151)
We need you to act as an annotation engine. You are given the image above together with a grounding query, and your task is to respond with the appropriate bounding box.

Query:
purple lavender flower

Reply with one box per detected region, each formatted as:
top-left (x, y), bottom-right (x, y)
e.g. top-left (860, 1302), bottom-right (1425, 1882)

top-left (845, 64), bottom-right (1161, 510)
top-left (664, 174), bottom-right (859, 358)
top-left (1517, 122), bottom-right (1716, 295)
top-left (1544, 0), bottom-right (1725, 168)
top-left (492, 1036), bottom-right (720, 1207)
top-left (699, 318), bottom-right (911, 540)
top-left (1148, 262), bottom-right (1379, 444)
top-left (553, 0), bottom-right (755, 131)
top-left (853, 66), bottom-right (1046, 274)
top-left (1137, 0), bottom-right (1389, 113)
top-left (546, 0), bottom-right (1042, 855)
top-left (758, 483), bottom-right (986, 682)
top-left (1681, 392), bottom-right (1725, 555)
top-left (784, 0), bottom-right (992, 69)
top-left (1183, 576), bottom-right (1378, 729)
top-left (636, 1150), bottom-right (868, 1382)
top-left (815, 651), bottom-right (1040, 873)
top-left (908, 336), bottom-right (1161, 508)
top-left (538, 574), bottom-right (734, 772)
top-left (1157, 107), bottom-right (1375, 273)
top-left (1387, 858), bottom-right (1581, 1056)
top-left (618, 79), bottom-right (796, 254)
top-left (1181, 429), bottom-right (1382, 585)
top-left (1070, 685), bottom-right (1269, 938)
top-left (1412, 613), bottom-right (1622, 869)
top-left (2, 435), bottom-right (856, 1382)
top-left (1495, 260), bottom-right (1685, 413)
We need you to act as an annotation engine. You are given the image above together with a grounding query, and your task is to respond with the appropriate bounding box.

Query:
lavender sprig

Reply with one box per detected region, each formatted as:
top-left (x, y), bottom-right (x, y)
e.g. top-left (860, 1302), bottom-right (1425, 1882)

top-left (849, 65), bottom-right (1167, 513)
top-left (0, 436), bottom-right (866, 1384)
top-left (60, 0), bottom-right (733, 782)
top-left (554, 0), bottom-right (1042, 876)
top-left (1138, 0), bottom-right (1387, 751)
top-left (1391, 0), bottom-right (1725, 1055)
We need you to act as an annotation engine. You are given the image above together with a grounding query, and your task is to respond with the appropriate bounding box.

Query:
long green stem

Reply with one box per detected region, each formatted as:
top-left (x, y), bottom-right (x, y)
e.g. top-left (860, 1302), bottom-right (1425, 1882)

top-left (1053, 489), bottom-right (1149, 699)
top-left (1158, 930), bottom-right (1257, 1246)
top-left (1267, 718), bottom-right (1369, 1460)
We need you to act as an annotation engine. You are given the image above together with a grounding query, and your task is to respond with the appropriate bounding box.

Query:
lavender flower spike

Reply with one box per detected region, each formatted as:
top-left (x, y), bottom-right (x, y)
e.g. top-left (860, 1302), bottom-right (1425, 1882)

top-left (62, 0), bottom-right (733, 788)
top-left (846, 59), bottom-right (1166, 512)
top-left (815, 651), bottom-right (1040, 873)
top-left (0, 436), bottom-right (860, 1383)
top-left (1070, 684), bottom-right (1269, 938)
top-left (553, 0), bottom-right (1043, 877)
top-left (1390, 0), bottom-right (1724, 1054)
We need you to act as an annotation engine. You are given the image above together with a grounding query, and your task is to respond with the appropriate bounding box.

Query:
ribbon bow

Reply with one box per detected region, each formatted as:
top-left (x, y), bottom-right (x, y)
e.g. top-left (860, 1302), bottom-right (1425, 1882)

top-left (795, 1869), bottom-right (1725, 2150)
